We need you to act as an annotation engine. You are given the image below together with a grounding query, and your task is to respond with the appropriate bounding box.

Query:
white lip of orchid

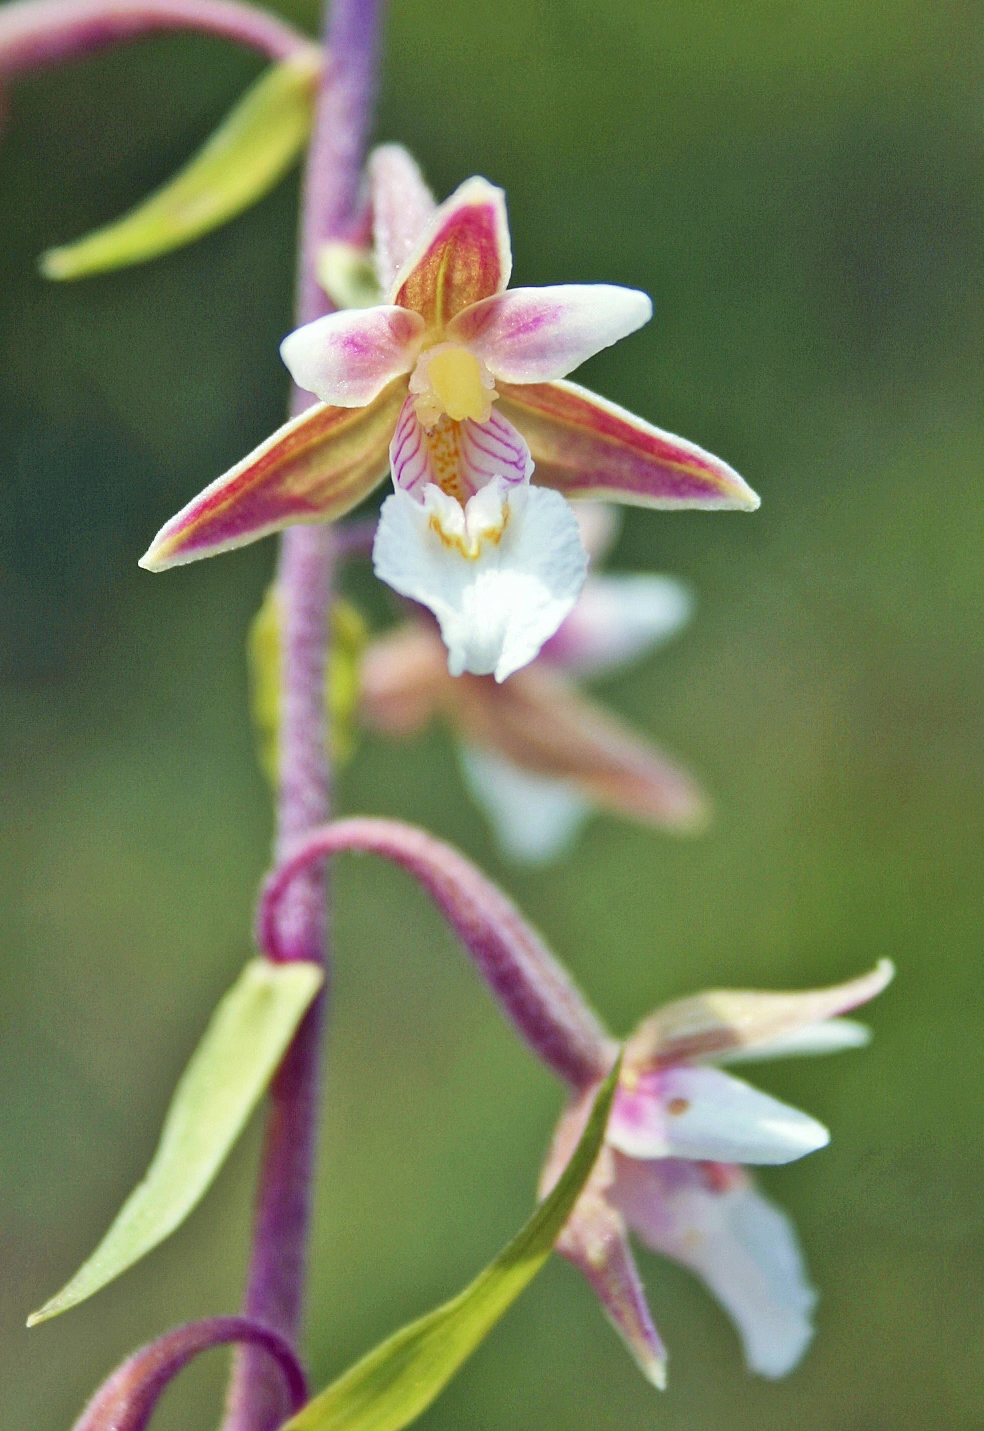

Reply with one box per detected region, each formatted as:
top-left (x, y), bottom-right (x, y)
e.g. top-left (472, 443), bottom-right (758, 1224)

top-left (372, 477), bottom-right (589, 681)
top-left (409, 341), bottom-right (497, 427)
top-left (424, 480), bottom-right (511, 559)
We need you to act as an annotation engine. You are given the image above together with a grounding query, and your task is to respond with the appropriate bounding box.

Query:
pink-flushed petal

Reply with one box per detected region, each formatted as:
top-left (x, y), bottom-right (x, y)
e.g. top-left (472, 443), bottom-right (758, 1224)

top-left (390, 176), bottom-right (511, 328)
top-left (446, 661), bottom-right (709, 833)
top-left (611, 1157), bottom-right (817, 1378)
top-left (574, 501), bottom-right (622, 562)
top-left (625, 959), bottom-right (895, 1069)
top-left (540, 572), bottom-right (693, 679)
top-left (368, 144), bottom-right (437, 291)
top-left (279, 305), bottom-right (424, 406)
top-left (497, 379), bottom-right (760, 511)
top-left (359, 622), bottom-right (451, 736)
top-left (139, 378), bottom-right (407, 570)
top-left (608, 1064), bottom-right (829, 1165)
top-left (447, 285), bottom-right (652, 384)
top-left (389, 397), bottom-right (533, 503)
top-left (539, 1093), bottom-right (667, 1388)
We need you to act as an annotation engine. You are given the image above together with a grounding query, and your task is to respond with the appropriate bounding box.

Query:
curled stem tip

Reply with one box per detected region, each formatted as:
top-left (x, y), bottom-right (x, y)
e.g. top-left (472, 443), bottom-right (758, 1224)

top-left (72, 1316), bottom-right (307, 1431)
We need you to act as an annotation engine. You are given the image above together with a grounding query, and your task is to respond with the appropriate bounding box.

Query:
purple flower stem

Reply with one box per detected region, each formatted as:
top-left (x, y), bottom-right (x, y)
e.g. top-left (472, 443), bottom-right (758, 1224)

top-left (0, 0), bottom-right (311, 77)
top-left (222, 2), bottom-right (386, 1429)
top-left (73, 1318), bottom-right (307, 1431)
top-left (259, 818), bottom-right (617, 1094)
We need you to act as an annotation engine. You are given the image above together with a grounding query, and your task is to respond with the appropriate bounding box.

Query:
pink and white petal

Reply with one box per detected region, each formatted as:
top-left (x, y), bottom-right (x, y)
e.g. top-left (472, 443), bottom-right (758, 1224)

top-left (540, 573), bottom-right (693, 679)
top-left (626, 959), bottom-right (895, 1068)
top-left (612, 1158), bottom-right (816, 1378)
top-left (539, 1093), bottom-right (667, 1388)
top-left (140, 379), bottom-right (407, 571)
top-left (373, 480), bottom-right (587, 681)
top-left (359, 622), bottom-right (451, 737)
top-left (390, 398), bottom-right (533, 502)
top-left (447, 285), bottom-right (652, 383)
top-left (457, 745), bottom-right (592, 864)
top-left (448, 662), bottom-right (709, 834)
top-left (497, 379), bottom-right (760, 510)
top-left (390, 176), bottom-right (511, 327)
top-left (608, 1065), bottom-right (829, 1165)
top-left (558, 1193), bottom-right (668, 1389)
top-left (368, 144), bottom-right (437, 290)
top-left (716, 1017), bottom-right (872, 1064)
top-left (280, 305), bottom-right (424, 406)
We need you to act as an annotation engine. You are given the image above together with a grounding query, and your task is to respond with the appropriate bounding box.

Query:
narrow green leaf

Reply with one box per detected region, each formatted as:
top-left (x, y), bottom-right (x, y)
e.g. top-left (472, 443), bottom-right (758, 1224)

top-left (28, 958), bottom-right (322, 1325)
top-left (283, 1057), bottom-right (621, 1431)
top-left (40, 48), bottom-right (322, 280)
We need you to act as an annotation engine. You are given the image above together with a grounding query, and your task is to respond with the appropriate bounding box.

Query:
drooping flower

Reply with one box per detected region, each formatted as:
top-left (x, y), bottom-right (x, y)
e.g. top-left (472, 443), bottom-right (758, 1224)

top-left (257, 816), bottom-right (894, 1388)
top-left (538, 959), bottom-right (895, 1385)
top-left (360, 504), bottom-right (708, 860)
top-left (140, 147), bottom-right (759, 681)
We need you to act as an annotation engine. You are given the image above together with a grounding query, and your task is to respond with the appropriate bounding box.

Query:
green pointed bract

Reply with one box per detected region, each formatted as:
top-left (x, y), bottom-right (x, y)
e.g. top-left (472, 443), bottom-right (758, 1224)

top-left (281, 1056), bottom-right (621, 1431)
top-left (27, 958), bottom-right (323, 1326)
top-left (39, 47), bottom-right (322, 280)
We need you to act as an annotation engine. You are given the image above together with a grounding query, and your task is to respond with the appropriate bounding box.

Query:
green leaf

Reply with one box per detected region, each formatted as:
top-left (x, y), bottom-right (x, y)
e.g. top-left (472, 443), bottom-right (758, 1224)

top-left (28, 958), bottom-right (322, 1325)
top-left (282, 1056), bottom-right (621, 1431)
top-left (39, 48), bottom-right (322, 280)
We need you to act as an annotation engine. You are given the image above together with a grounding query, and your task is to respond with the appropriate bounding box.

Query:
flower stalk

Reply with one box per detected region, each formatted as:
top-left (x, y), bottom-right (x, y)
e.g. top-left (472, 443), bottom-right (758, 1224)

top-left (223, 3), bottom-right (386, 1428)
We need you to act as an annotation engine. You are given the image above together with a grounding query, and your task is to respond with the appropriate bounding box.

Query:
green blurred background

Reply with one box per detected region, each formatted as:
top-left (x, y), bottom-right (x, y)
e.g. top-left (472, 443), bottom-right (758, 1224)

top-left (1, 0), bottom-right (981, 1425)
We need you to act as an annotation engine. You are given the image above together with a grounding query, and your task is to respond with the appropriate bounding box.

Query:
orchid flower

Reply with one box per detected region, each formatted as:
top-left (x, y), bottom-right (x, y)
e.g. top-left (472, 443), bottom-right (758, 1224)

top-left (539, 958), bottom-right (895, 1385)
top-left (360, 504), bottom-right (708, 860)
top-left (258, 818), bottom-right (894, 1390)
top-left (140, 147), bottom-right (759, 681)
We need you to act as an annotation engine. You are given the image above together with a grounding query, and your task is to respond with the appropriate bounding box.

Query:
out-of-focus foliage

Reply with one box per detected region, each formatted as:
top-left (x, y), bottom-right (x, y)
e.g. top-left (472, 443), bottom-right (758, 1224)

top-left (249, 589), bottom-right (367, 782)
top-left (0, 2), bottom-right (980, 1429)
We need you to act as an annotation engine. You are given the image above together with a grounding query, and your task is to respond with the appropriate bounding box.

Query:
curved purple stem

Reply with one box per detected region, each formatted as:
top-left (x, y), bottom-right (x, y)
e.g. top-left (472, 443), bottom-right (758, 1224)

top-left (0, 0), bottom-right (311, 76)
top-left (72, 1317), bottom-right (306, 1431)
top-left (222, 4), bottom-right (386, 1429)
top-left (259, 818), bottom-right (616, 1093)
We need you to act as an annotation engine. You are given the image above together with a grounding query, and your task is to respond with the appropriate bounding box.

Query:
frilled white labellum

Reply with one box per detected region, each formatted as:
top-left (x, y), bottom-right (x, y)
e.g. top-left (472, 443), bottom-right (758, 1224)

top-left (373, 479), bottom-right (588, 682)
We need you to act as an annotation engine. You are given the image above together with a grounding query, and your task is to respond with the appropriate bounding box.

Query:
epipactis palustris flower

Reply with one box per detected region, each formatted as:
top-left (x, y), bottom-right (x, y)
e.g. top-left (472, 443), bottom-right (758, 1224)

top-left (361, 505), bottom-right (709, 860)
top-left (539, 958), bottom-right (894, 1386)
top-left (140, 148), bottom-right (759, 681)
top-left (258, 817), bottom-right (893, 1389)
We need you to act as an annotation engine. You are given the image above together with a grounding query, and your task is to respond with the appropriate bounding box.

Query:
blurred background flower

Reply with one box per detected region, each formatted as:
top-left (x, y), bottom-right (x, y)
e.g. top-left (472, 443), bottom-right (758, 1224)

top-left (0, 1), bottom-right (980, 1428)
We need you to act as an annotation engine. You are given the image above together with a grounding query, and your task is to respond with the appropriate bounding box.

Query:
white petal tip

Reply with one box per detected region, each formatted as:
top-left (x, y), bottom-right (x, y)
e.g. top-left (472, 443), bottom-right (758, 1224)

top-left (645, 1356), bottom-right (668, 1391)
top-left (874, 957), bottom-right (896, 986)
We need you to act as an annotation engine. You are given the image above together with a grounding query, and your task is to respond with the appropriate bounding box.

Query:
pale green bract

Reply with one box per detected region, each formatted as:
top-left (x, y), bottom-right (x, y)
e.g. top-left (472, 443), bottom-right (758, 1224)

top-left (27, 957), bottom-right (323, 1325)
top-left (39, 48), bottom-right (322, 280)
top-left (281, 1057), bottom-right (621, 1431)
